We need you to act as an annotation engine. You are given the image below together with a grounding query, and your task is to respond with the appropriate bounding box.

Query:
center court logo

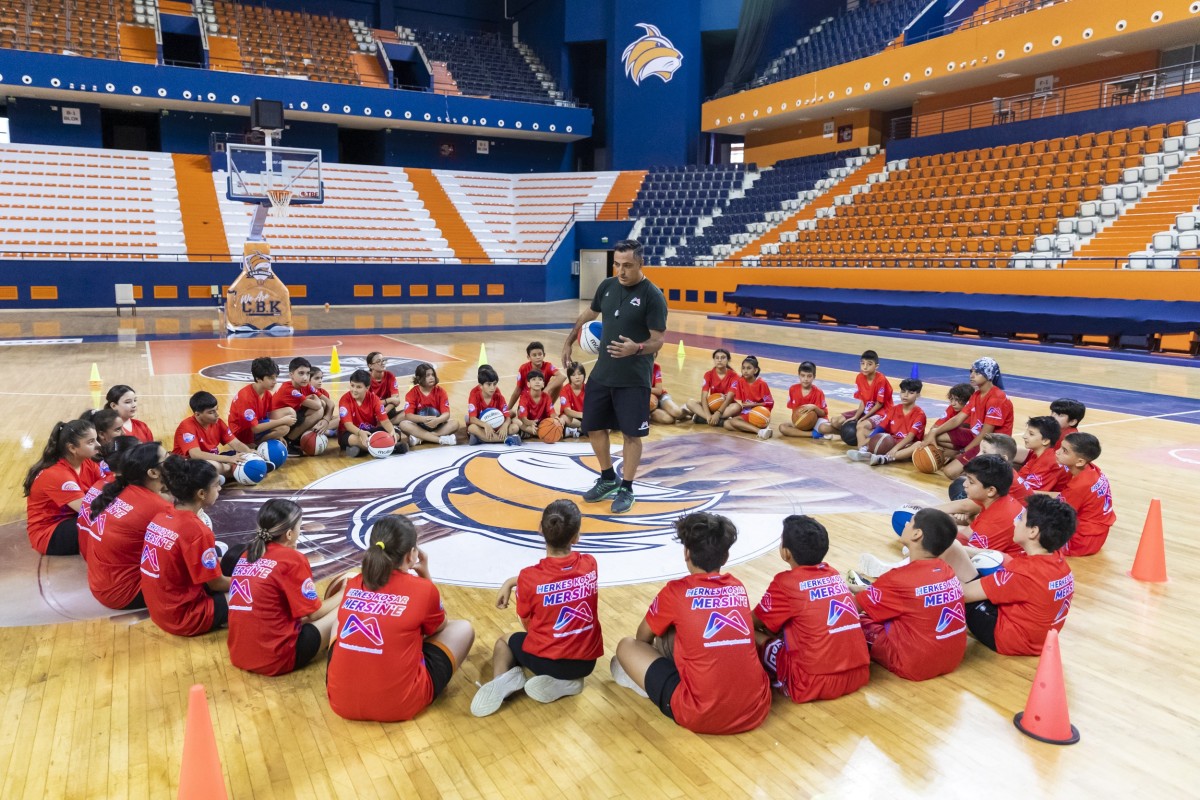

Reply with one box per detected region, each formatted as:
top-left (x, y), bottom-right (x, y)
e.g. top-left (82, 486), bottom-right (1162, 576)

top-left (622, 24), bottom-right (682, 86)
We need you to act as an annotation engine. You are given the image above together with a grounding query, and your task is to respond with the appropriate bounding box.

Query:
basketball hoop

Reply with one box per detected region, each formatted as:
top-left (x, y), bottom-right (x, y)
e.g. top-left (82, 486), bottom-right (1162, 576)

top-left (266, 189), bottom-right (292, 217)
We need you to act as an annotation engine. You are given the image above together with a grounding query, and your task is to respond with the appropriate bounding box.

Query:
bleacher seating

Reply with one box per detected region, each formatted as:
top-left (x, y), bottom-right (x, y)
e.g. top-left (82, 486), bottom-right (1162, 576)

top-left (630, 165), bottom-right (749, 265)
top-left (437, 171), bottom-right (620, 263)
top-left (412, 28), bottom-right (557, 105)
top-left (211, 0), bottom-right (359, 84)
top-left (0, 144), bottom-right (185, 259)
top-left (0, 0), bottom-right (129, 59)
top-left (667, 150), bottom-right (859, 265)
top-left (212, 163), bottom-right (454, 262)
top-left (753, 0), bottom-right (924, 88)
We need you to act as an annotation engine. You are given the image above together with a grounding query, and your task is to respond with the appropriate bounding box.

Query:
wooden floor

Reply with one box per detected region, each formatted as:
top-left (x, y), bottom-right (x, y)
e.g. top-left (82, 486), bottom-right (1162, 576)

top-left (1, 302), bottom-right (1198, 798)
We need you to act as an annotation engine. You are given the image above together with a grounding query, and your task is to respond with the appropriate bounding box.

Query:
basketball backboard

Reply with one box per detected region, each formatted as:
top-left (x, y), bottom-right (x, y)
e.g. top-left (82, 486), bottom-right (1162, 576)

top-left (225, 142), bottom-right (324, 206)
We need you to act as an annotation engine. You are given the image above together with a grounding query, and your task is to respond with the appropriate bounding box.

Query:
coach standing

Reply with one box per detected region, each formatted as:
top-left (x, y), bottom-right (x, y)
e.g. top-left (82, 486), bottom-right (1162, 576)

top-left (562, 240), bottom-right (667, 514)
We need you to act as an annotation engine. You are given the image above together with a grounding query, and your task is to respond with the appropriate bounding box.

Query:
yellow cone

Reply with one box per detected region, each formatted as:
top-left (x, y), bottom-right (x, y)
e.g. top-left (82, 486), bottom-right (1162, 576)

top-left (676, 338), bottom-right (685, 371)
top-left (89, 362), bottom-right (101, 385)
top-left (330, 346), bottom-right (340, 376)
top-left (478, 343), bottom-right (488, 369)
top-left (88, 362), bottom-right (103, 407)
top-left (91, 389), bottom-right (102, 410)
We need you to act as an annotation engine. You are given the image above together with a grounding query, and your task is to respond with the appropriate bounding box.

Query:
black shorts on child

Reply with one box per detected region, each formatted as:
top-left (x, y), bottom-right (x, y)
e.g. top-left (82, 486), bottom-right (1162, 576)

top-left (507, 632), bottom-right (596, 680)
top-left (643, 657), bottom-right (682, 721)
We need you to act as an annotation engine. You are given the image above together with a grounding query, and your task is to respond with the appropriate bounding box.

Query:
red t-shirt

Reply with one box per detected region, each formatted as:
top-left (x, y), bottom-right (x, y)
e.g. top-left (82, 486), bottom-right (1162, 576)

top-left (1055, 426), bottom-right (1077, 449)
top-left (516, 360), bottom-right (558, 393)
top-left (855, 372), bottom-right (894, 412)
top-left (933, 403), bottom-right (964, 431)
top-left (880, 404), bottom-right (927, 440)
top-left (966, 494), bottom-right (1026, 556)
top-left (76, 476), bottom-right (112, 558)
top-left (753, 565), bottom-right (870, 700)
top-left (467, 386), bottom-right (509, 419)
top-left (122, 418), bottom-right (155, 443)
top-left (855, 559), bottom-right (966, 681)
top-left (141, 509), bottom-right (222, 636)
top-left (515, 552), bottom-right (603, 661)
top-left (338, 391), bottom-right (387, 433)
top-left (273, 380), bottom-right (314, 412)
top-left (981, 551), bottom-right (1074, 655)
top-left (734, 377), bottom-right (774, 410)
top-left (787, 384), bottom-right (827, 412)
top-left (518, 390), bottom-right (554, 422)
top-left (558, 383), bottom-right (585, 414)
top-left (652, 362), bottom-right (663, 388)
top-left (173, 416), bottom-right (236, 457)
top-left (26, 458), bottom-right (101, 554)
top-left (370, 370), bottom-right (400, 403)
top-left (701, 368), bottom-right (739, 397)
top-left (404, 385), bottom-right (450, 416)
top-left (229, 384), bottom-right (275, 444)
top-left (87, 484), bottom-right (173, 609)
top-left (327, 571), bottom-right (446, 722)
top-left (1016, 448), bottom-right (1068, 495)
top-left (644, 572), bottom-right (771, 735)
top-left (226, 542), bottom-right (322, 676)
top-left (1059, 464), bottom-right (1116, 556)
top-left (964, 386), bottom-right (1014, 436)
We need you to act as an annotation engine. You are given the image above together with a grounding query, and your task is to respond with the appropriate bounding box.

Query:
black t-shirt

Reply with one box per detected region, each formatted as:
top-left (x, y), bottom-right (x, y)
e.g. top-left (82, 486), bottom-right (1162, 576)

top-left (588, 275), bottom-right (668, 388)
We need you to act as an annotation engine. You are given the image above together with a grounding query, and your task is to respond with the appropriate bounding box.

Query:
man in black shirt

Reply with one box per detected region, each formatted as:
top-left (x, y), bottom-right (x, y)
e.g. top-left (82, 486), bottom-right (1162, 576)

top-left (562, 240), bottom-right (668, 513)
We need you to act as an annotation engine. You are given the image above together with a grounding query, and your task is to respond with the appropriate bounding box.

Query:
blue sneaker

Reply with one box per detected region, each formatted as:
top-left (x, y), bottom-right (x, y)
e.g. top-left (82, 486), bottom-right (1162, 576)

top-left (582, 476), bottom-right (621, 503)
top-left (468, 433), bottom-right (480, 446)
top-left (811, 429), bottom-right (825, 440)
top-left (610, 487), bottom-right (635, 514)
top-left (504, 435), bottom-right (521, 446)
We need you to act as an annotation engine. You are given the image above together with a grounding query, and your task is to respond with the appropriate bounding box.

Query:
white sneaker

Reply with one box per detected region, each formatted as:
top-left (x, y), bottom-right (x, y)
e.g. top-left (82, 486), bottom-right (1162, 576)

top-left (408, 435), bottom-right (420, 448)
top-left (757, 428), bottom-right (773, 440)
top-left (609, 656), bottom-right (648, 698)
top-left (470, 667), bottom-right (526, 717)
top-left (857, 552), bottom-right (909, 578)
top-left (569, 427), bottom-right (581, 438)
top-left (438, 434), bottom-right (456, 446)
top-left (524, 675), bottom-right (584, 704)
top-left (869, 453), bottom-right (891, 466)
top-left (846, 448), bottom-right (871, 463)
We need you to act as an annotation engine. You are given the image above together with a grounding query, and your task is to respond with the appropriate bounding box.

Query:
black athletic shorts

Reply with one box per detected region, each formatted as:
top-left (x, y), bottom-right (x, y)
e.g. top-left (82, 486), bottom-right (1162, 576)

top-left (45, 517), bottom-right (80, 556)
top-left (582, 380), bottom-right (651, 438)
top-left (209, 591), bottom-right (229, 631)
top-left (293, 623), bottom-right (322, 670)
top-left (508, 632), bottom-right (597, 680)
top-left (423, 640), bottom-right (455, 698)
top-left (644, 657), bottom-right (681, 721)
top-left (966, 600), bottom-right (999, 651)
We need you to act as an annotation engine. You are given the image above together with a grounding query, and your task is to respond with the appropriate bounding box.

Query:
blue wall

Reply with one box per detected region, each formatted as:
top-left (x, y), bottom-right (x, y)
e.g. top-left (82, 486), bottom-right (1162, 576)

top-left (160, 111), bottom-right (341, 162)
top-left (565, 0), bottom-right (608, 42)
top-left (7, 97), bottom-right (103, 148)
top-left (382, 128), bottom-right (569, 172)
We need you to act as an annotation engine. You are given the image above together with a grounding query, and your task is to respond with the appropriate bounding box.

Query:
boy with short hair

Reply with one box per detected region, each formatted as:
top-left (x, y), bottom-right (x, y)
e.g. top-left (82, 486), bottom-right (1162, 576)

top-left (273, 357), bottom-right (330, 452)
top-left (848, 507), bottom-right (966, 681)
top-left (228, 357), bottom-right (295, 445)
top-left (1049, 398), bottom-right (1086, 447)
top-left (1055, 432), bottom-right (1115, 556)
top-left (682, 348), bottom-right (740, 426)
top-left (466, 364), bottom-right (517, 445)
top-left (924, 383), bottom-right (974, 448)
top-left (953, 454), bottom-right (1024, 556)
top-left (848, 378), bottom-right (926, 466)
top-left (778, 361), bottom-right (828, 439)
top-left (509, 341), bottom-right (565, 409)
top-left (337, 369), bottom-right (403, 457)
top-left (610, 512), bottom-right (771, 735)
top-left (1014, 416), bottom-right (1067, 499)
top-left (814, 350), bottom-right (892, 443)
top-left (173, 391), bottom-right (256, 477)
top-left (959, 494), bottom-right (1077, 655)
top-left (752, 515), bottom-right (870, 702)
top-left (514, 370), bottom-right (554, 443)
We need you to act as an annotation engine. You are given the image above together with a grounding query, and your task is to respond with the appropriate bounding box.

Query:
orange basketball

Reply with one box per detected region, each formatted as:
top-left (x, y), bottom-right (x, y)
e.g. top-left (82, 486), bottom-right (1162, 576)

top-left (867, 432), bottom-right (897, 455)
top-left (792, 408), bottom-right (818, 431)
top-left (913, 444), bottom-right (944, 474)
top-left (746, 405), bottom-right (771, 429)
top-left (707, 393), bottom-right (725, 412)
top-left (650, 394), bottom-right (659, 411)
top-left (537, 417), bottom-right (564, 444)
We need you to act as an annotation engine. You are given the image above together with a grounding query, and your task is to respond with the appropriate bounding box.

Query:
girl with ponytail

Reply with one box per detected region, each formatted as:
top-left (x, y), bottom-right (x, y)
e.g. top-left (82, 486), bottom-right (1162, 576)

top-left (86, 441), bottom-right (173, 610)
top-left (327, 515), bottom-right (474, 721)
top-left (106, 385), bottom-right (154, 442)
top-left (140, 456), bottom-right (230, 636)
top-left (81, 408), bottom-right (125, 461)
top-left (23, 419), bottom-right (101, 555)
top-left (226, 499), bottom-right (340, 676)
top-left (472, 499), bottom-right (601, 717)
top-left (77, 434), bottom-right (140, 559)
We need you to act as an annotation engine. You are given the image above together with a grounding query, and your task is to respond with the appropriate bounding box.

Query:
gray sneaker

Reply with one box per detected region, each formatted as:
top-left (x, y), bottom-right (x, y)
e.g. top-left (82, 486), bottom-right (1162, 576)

top-left (610, 487), bottom-right (635, 514)
top-left (582, 476), bottom-right (621, 503)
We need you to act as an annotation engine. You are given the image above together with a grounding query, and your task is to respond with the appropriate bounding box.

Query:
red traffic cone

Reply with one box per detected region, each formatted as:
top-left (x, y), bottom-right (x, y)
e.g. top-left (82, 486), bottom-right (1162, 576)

top-left (1129, 499), bottom-right (1169, 583)
top-left (1013, 629), bottom-right (1079, 745)
top-left (179, 684), bottom-right (228, 800)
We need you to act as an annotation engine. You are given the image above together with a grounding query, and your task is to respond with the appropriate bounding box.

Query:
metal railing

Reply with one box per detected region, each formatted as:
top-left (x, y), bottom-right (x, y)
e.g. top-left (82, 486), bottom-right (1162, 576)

top-left (891, 60), bottom-right (1200, 140)
top-left (538, 201), bottom-right (636, 262)
top-left (900, 0), bottom-right (1065, 46)
top-left (0, 250), bottom-right (542, 265)
top-left (653, 254), bottom-right (1156, 270)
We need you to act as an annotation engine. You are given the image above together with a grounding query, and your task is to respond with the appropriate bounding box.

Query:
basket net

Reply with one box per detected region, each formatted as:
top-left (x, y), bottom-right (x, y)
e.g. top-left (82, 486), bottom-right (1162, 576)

top-left (266, 189), bottom-right (292, 218)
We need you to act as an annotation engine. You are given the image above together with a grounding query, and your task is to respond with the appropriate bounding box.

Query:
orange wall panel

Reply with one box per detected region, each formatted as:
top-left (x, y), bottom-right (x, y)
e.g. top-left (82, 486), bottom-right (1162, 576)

top-left (745, 111), bottom-right (882, 166)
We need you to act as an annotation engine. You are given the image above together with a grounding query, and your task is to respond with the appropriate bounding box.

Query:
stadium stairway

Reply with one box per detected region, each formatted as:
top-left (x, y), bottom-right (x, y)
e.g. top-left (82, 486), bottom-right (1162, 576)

top-left (118, 25), bottom-right (158, 64)
top-left (172, 154), bottom-right (228, 261)
top-left (353, 53), bottom-right (390, 89)
top-left (596, 171), bottom-right (647, 220)
top-left (728, 152), bottom-right (886, 263)
top-left (405, 168), bottom-right (491, 264)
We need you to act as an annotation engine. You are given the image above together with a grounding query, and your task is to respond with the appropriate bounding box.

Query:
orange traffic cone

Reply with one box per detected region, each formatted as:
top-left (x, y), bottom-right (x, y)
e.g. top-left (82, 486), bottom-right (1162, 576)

top-left (1013, 629), bottom-right (1079, 745)
top-left (1129, 499), bottom-right (1169, 583)
top-left (179, 684), bottom-right (228, 800)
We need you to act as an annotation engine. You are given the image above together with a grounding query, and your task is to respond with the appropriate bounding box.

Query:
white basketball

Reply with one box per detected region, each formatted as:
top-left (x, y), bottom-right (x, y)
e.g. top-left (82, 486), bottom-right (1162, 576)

top-left (480, 408), bottom-right (506, 429)
top-left (579, 320), bottom-right (603, 355)
top-left (197, 509), bottom-right (214, 530)
top-left (233, 456), bottom-right (269, 486)
top-left (971, 549), bottom-right (1005, 576)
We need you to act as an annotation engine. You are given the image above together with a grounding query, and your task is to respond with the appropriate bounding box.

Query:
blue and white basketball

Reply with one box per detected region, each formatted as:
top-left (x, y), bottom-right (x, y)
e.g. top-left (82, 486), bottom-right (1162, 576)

top-left (971, 549), bottom-right (1006, 576)
top-left (579, 320), bottom-right (603, 355)
top-left (891, 503), bottom-right (923, 536)
top-left (480, 408), bottom-right (506, 429)
top-left (257, 439), bottom-right (288, 468)
top-left (234, 457), bottom-right (269, 486)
